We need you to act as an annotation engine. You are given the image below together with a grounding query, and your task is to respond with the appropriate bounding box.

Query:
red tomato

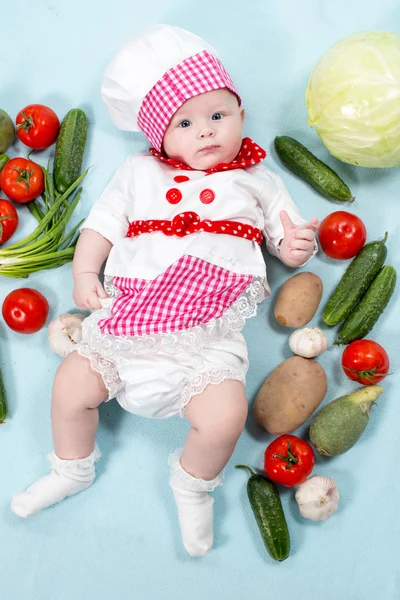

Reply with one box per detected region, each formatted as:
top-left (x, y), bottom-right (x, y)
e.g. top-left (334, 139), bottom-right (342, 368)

top-left (0, 199), bottom-right (18, 244)
top-left (0, 157), bottom-right (44, 203)
top-left (2, 288), bottom-right (49, 334)
top-left (341, 339), bottom-right (389, 385)
top-left (318, 211), bottom-right (367, 259)
top-left (264, 435), bottom-right (315, 487)
top-left (16, 104), bottom-right (60, 149)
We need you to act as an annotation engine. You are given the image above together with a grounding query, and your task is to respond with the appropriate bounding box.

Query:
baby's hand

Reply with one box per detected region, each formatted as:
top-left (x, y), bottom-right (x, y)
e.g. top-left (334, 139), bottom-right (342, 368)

top-left (73, 272), bottom-right (108, 310)
top-left (279, 210), bottom-right (319, 268)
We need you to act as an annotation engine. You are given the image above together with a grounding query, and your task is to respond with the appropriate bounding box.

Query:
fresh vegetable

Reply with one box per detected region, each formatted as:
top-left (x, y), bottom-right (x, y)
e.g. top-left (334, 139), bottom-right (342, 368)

top-left (323, 233), bottom-right (388, 326)
top-left (0, 157), bottom-right (44, 203)
top-left (274, 136), bottom-right (353, 202)
top-left (336, 266), bottom-right (396, 344)
top-left (254, 356), bottom-right (327, 435)
top-left (306, 31), bottom-right (400, 168)
top-left (0, 153), bottom-right (10, 173)
top-left (48, 313), bottom-right (85, 357)
top-left (289, 327), bottom-right (328, 358)
top-left (295, 476), bottom-right (340, 521)
top-left (0, 366), bottom-right (8, 423)
top-left (0, 167), bottom-right (86, 278)
top-left (2, 288), bottom-right (49, 334)
top-left (309, 385), bottom-right (383, 456)
top-left (318, 211), bottom-right (366, 260)
top-left (16, 104), bottom-right (60, 150)
top-left (341, 340), bottom-right (389, 385)
top-left (0, 199), bottom-right (18, 244)
top-left (264, 435), bottom-right (315, 487)
top-left (53, 108), bottom-right (88, 193)
top-left (0, 109), bottom-right (15, 153)
top-left (235, 465), bottom-right (290, 561)
top-left (274, 271), bottom-right (323, 328)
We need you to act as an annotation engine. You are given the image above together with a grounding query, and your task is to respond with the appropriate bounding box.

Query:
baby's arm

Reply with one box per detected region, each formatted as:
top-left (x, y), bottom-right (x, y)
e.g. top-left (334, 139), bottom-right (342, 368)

top-left (255, 164), bottom-right (318, 267)
top-left (72, 230), bottom-right (112, 310)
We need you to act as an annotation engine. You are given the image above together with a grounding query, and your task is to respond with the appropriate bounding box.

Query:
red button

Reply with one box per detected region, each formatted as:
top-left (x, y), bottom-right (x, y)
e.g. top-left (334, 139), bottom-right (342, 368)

top-left (166, 188), bottom-right (182, 204)
top-left (199, 188), bottom-right (215, 204)
top-left (174, 175), bottom-right (190, 183)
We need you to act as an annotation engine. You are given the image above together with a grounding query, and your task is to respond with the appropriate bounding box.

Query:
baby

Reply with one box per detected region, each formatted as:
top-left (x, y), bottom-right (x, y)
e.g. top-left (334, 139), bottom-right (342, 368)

top-left (11, 25), bottom-right (318, 556)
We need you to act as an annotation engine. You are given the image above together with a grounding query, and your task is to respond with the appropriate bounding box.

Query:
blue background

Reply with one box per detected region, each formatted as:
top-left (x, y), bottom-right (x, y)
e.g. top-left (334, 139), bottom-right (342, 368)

top-left (1, 1), bottom-right (399, 599)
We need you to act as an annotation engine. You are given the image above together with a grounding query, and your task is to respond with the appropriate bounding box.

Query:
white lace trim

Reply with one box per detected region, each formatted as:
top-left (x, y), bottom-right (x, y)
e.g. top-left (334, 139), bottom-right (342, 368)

top-left (73, 277), bottom-right (266, 361)
top-left (74, 344), bottom-right (124, 400)
top-left (168, 448), bottom-right (224, 492)
top-left (179, 368), bottom-right (246, 418)
top-left (47, 443), bottom-right (102, 481)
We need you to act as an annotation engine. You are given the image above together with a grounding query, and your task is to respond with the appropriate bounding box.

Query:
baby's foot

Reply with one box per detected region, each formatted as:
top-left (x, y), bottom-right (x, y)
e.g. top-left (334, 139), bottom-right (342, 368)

top-left (170, 487), bottom-right (214, 556)
top-left (11, 445), bottom-right (101, 518)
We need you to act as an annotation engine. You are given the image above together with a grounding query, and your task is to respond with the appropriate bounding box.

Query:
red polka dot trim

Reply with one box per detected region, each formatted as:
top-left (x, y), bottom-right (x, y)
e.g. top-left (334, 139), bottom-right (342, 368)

top-left (126, 211), bottom-right (263, 245)
top-left (165, 188), bottom-right (182, 204)
top-left (174, 175), bottom-right (190, 183)
top-left (149, 137), bottom-right (266, 173)
top-left (199, 188), bottom-right (215, 204)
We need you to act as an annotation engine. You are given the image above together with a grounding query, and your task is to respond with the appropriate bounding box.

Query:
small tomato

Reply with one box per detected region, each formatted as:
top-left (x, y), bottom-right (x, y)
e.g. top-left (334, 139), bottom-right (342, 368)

top-left (0, 157), bottom-right (44, 203)
top-left (2, 288), bottom-right (49, 334)
top-left (16, 104), bottom-right (60, 149)
top-left (0, 199), bottom-right (18, 244)
top-left (342, 339), bottom-right (390, 385)
top-left (264, 435), bottom-right (315, 487)
top-left (318, 211), bottom-right (367, 260)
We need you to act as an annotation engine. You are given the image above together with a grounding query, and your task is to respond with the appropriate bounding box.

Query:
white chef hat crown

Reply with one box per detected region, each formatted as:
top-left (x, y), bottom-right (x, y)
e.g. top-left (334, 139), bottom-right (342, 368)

top-left (101, 24), bottom-right (240, 150)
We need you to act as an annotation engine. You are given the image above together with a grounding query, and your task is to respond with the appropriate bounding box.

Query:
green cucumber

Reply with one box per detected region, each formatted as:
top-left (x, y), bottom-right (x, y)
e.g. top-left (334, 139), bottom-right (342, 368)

top-left (53, 108), bottom-right (88, 193)
top-left (310, 385), bottom-right (383, 456)
top-left (274, 136), bottom-right (353, 202)
top-left (323, 233), bottom-right (388, 326)
top-left (0, 366), bottom-right (8, 423)
top-left (236, 465), bottom-right (290, 561)
top-left (0, 153), bottom-right (10, 173)
top-left (335, 265), bottom-right (396, 345)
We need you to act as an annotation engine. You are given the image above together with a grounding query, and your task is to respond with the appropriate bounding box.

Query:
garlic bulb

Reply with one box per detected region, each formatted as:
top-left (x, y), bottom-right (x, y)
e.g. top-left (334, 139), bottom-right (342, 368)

top-left (295, 475), bottom-right (339, 521)
top-left (289, 327), bottom-right (328, 358)
top-left (48, 313), bottom-right (86, 357)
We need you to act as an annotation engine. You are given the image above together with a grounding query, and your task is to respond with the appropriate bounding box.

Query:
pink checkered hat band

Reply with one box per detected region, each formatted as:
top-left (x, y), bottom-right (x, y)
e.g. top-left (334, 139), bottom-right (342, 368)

top-left (137, 50), bottom-right (240, 151)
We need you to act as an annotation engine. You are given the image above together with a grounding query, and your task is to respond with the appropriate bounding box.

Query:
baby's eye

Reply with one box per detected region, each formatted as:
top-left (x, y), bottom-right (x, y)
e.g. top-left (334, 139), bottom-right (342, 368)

top-left (179, 120), bottom-right (191, 128)
top-left (212, 113), bottom-right (223, 120)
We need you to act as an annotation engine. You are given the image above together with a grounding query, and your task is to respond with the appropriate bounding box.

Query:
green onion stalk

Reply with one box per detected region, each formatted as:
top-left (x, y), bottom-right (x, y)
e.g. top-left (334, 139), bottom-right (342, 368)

top-left (0, 168), bottom-right (86, 278)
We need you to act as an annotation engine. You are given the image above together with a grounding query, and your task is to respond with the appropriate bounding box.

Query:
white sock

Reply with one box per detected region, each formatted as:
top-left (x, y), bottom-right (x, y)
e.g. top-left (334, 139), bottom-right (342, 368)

top-left (11, 444), bottom-right (101, 518)
top-left (168, 449), bottom-right (224, 557)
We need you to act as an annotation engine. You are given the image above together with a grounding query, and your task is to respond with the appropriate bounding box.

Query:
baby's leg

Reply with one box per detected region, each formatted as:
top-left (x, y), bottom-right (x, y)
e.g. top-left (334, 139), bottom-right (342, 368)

top-left (11, 351), bottom-right (109, 518)
top-left (169, 380), bottom-right (247, 556)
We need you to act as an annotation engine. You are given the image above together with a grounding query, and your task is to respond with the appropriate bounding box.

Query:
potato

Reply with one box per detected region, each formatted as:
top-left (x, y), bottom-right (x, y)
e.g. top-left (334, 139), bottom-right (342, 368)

top-left (253, 356), bottom-right (327, 434)
top-left (274, 272), bottom-right (323, 328)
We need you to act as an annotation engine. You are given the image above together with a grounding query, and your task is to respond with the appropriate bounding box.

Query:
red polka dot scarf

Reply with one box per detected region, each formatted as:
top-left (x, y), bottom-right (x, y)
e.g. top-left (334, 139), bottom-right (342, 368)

top-left (149, 137), bottom-right (266, 173)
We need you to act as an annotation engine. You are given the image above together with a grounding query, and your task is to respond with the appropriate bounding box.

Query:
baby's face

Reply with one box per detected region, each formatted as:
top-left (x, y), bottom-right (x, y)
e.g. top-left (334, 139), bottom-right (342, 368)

top-left (163, 88), bottom-right (245, 170)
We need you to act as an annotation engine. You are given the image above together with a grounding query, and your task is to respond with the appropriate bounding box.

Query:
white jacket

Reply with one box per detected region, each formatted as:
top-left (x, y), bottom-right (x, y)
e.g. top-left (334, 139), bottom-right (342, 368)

top-left (82, 153), bottom-right (314, 295)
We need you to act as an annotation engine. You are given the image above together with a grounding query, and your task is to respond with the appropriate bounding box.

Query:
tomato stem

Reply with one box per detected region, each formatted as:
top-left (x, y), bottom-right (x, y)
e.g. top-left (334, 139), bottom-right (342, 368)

top-left (273, 441), bottom-right (298, 470)
top-left (16, 111), bottom-right (35, 133)
top-left (13, 167), bottom-right (33, 191)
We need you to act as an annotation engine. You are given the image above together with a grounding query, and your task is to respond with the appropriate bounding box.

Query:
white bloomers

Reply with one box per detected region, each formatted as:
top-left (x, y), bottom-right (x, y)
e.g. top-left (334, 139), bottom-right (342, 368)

top-left (72, 306), bottom-right (249, 418)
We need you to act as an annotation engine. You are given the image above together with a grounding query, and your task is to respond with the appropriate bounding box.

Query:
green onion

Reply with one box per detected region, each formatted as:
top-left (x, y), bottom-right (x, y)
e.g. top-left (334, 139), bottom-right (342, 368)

top-left (0, 167), bottom-right (86, 278)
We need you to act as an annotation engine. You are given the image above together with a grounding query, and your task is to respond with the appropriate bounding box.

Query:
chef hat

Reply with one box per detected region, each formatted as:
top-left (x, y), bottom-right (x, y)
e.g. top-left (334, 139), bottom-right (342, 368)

top-left (101, 24), bottom-right (240, 151)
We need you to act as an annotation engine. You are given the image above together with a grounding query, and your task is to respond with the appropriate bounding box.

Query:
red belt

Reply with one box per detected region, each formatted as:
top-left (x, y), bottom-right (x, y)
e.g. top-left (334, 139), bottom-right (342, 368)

top-left (126, 211), bottom-right (263, 245)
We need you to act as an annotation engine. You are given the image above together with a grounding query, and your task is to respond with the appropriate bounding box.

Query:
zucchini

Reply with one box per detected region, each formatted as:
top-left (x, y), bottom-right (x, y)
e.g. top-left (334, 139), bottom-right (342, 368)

top-left (274, 136), bottom-right (353, 202)
top-left (53, 108), bottom-right (88, 193)
top-left (335, 265), bottom-right (396, 344)
top-left (236, 465), bottom-right (290, 561)
top-left (0, 366), bottom-right (8, 423)
top-left (323, 233), bottom-right (388, 326)
top-left (0, 153), bottom-right (9, 173)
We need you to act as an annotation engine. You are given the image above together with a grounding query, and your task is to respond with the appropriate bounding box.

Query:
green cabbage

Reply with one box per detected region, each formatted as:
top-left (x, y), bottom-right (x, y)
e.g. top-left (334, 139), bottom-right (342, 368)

top-left (306, 31), bottom-right (400, 168)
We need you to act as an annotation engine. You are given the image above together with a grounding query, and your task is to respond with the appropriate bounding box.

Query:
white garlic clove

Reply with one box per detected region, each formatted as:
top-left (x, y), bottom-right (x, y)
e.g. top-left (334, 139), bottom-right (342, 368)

top-left (47, 313), bottom-right (86, 357)
top-left (289, 327), bottom-right (328, 358)
top-left (295, 475), bottom-right (340, 521)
